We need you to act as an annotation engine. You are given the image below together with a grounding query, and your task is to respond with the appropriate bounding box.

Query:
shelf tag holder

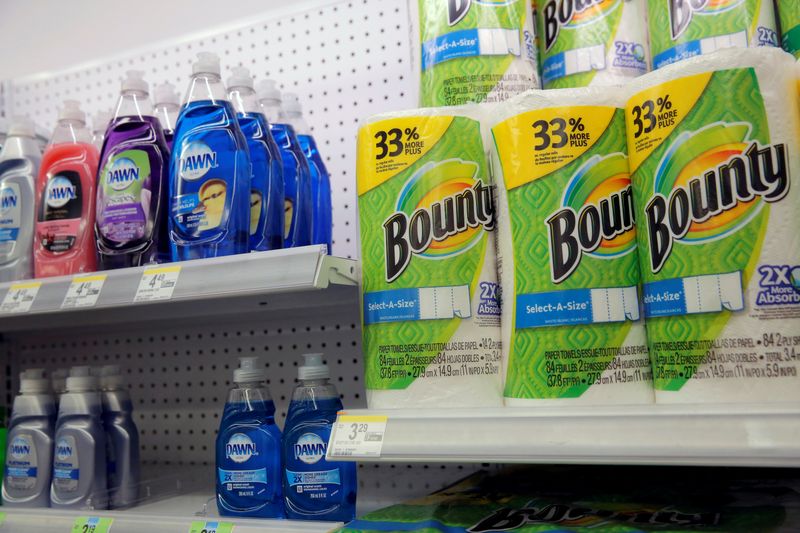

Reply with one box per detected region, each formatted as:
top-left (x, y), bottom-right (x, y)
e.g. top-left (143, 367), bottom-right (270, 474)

top-left (328, 414), bottom-right (388, 459)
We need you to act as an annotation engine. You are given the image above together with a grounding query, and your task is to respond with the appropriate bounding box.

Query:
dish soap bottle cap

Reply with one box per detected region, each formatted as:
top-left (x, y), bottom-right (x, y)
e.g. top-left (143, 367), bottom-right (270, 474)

top-left (154, 82), bottom-right (179, 106)
top-left (100, 364), bottom-right (123, 390)
top-left (227, 66), bottom-right (254, 90)
top-left (121, 70), bottom-right (148, 93)
top-left (193, 52), bottom-right (221, 76)
top-left (66, 365), bottom-right (98, 392)
top-left (298, 353), bottom-right (329, 380)
top-left (234, 356), bottom-right (265, 383)
top-left (20, 368), bottom-right (50, 394)
top-left (282, 93), bottom-right (302, 114)
top-left (58, 100), bottom-right (86, 123)
top-left (8, 115), bottom-right (36, 137)
top-left (256, 79), bottom-right (281, 102)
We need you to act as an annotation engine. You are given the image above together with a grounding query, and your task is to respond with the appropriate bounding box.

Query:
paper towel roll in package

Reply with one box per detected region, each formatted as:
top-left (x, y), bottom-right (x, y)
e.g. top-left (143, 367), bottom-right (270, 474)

top-left (409, 0), bottom-right (541, 107)
top-left (625, 47), bottom-right (800, 403)
top-left (356, 107), bottom-right (503, 408)
top-left (491, 88), bottom-right (654, 406)
top-left (778, 0), bottom-right (800, 58)
top-left (647, 0), bottom-right (779, 70)
top-left (535, 0), bottom-right (650, 89)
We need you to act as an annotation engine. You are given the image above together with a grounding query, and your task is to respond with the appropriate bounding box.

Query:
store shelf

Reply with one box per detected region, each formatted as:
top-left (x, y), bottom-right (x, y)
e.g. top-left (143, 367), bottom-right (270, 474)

top-left (0, 494), bottom-right (341, 533)
top-left (0, 246), bottom-right (358, 332)
top-left (329, 403), bottom-right (800, 467)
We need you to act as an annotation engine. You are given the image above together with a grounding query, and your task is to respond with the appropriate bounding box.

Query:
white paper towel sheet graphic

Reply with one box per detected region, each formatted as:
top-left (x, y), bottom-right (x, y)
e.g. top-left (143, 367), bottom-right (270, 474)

top-left (683, 272), bottom-right (744, 314)
top-left (419, 286), bottom-right (472, 320)
top-left (477, 29), bottom-right (522, 56)
top-left (591, 286), bottom-right (641, 322)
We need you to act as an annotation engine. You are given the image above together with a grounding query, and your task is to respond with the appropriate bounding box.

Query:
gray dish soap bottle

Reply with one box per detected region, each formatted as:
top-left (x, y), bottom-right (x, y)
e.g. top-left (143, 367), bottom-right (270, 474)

top-left (51, 366), bottom-right (108, 510)
top-left (100, 365), bottom-right (140, 509)
top-left (2, 369), bottom-right (56, 507)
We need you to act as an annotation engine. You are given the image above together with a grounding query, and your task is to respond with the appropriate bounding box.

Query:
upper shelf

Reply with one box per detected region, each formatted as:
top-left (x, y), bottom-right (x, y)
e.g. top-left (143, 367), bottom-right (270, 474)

top-left (328, 403), bottom-right (800, 467)
top-left (0, 246), bottom-right (358, 332)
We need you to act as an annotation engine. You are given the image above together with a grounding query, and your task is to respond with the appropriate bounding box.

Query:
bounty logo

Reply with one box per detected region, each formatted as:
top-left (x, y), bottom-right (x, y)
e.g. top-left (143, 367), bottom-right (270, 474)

top-left (645, 122), bottom-right (789, 273)
top-left (293, 433), bottom-right (326, 465)
top-left (10, 436), bottom-right (31, 459)
top-left (448, 0), bottom-right (514, 26)
top-left (225, 433), bottom-right (257, 463)
top-left (669, 0), bottom-right (744, 40)
top-left (46, 176), bottom-right (77, 208)
top-left (105, 157), bottom-right (141, 191)
top-left (179, 141), bottom-right (218, 181)
top-left (546, 153), bottom-right (636, 283)
top-left (0, 187), bottom-right (18, 213)
top-left (542, 0), bottom-right (619, 51)
top-left (56, 438), bottom-right (73, 461)
top-left (383, 159), bottom-right (494, 283)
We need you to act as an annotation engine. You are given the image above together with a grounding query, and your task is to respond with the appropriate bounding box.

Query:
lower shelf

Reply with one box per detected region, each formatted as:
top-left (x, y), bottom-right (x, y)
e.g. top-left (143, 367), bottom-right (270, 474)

top-left (328, 402), bottom-right (800, 467)
top-left (1, 493), bottom-right (341, 533)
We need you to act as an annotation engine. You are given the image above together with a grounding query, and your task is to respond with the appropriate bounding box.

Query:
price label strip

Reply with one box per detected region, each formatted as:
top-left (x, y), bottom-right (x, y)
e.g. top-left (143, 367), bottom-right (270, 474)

top-left (328, 414), bottom-right (388, 458)
top-left (71, 516), bottom-right (113, 533)
top-left (134, 265), bottom-right (181, 302)
top-left (62, 275), bottom-right (107, 309)
top-left (0, 281), bottom-right (41, 313)
top-left (0, 511), bottom-right (5, 526)
top-left (188, 521), bottom-right (234, 533)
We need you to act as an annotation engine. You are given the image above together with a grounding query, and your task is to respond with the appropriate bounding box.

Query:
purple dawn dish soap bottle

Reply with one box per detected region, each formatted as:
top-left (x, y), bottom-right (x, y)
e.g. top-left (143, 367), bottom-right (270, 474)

top-left (95, 71), bottom-right (171, 268)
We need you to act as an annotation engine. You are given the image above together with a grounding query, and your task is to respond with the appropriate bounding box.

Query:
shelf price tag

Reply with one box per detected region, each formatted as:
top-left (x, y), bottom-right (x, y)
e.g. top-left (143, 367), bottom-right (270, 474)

top-left (0, 511), bottom-right (5, 525)
top-left (62, 275), bottom-right (107, 309)
top-left (134, 265), bottom-right (181, 302)
top-left (188, 521), bottom-right (234, 533)
top-left (0, 281), bottom-right (41, 313)
top-left (71, 516), bottom-right (113, 533)
top-left (328, 414), bottom-right (388, 458)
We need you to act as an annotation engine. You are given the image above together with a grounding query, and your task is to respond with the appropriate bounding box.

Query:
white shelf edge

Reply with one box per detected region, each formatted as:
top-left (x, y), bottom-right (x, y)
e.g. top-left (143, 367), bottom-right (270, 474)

top-left (0, 246), bottom-right (358, 331)
top-left (330, 403), bottom-right (800, 467)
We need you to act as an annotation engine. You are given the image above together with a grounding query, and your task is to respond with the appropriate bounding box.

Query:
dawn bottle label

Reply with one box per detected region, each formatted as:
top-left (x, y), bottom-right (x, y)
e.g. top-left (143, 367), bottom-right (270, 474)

top-left (53, 435), bottom-right (79, 492)
top-left (172, 139), bottom-right (230, 236)
top-left (5, 434), bottom-right (38, 490)
top-left (218, 432), bottom-right (269, 499)
top-left (97, 150), bottom-right (149, 244)
top-left (250, 190), bottom-right (263, 236)
top-left (286, 430), bottom-right (343, 505)
top-left (0, 181), bottom-right (21, 256)
top-left (38, 171), bottom-right (82, 252)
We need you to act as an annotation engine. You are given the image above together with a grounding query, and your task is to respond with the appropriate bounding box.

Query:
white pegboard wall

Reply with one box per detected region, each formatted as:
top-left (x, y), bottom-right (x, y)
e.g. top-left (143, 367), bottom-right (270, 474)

top-left (5, 305), bottom-right (365, 467)
top-left (7, 0), bottom-right (416, 260)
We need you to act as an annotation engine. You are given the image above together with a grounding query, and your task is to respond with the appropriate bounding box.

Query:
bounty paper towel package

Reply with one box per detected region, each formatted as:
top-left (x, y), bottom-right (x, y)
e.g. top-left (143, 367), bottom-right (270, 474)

top-left (491, 88), bottom-right (653, 406)
top-left (625, 47), bottom-right (800, 403)
top-left (536, 0), bottom-right (650, 89)
top-left (410, 0), bottom-right (541, 107)
top-left (647, 0), bottom-right (779, 70)
top-left (356, 107), bottom-right (502, 408)
top-left (778, 0), bottom-right (800, 58)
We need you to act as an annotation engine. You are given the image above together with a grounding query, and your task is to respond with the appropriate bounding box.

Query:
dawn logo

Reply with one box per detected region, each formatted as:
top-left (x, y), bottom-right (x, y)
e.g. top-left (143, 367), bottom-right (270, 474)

top-left (668, 0), bottom-right (744, 40)
top-left (546, 153), bottom-right (636, 283)
top-left (645, 122), bottom-right (788, 273)
top-left (179, 141), bottom-right (218, 181)
top-left (293, 433), bottom-right (326, 465)
top-left (55, 438), bottom-right (73, 461)
top-left (0, 186), bottom-right (18, 213)
top-left (105, 157), bottom-right (140, 191)
top-left (542, 0), bottom-right (620, 51)
top-left (46, 176), bottom-right (77, 208)
top-left (383, 159), bottom-right (494, 282)
top-left (10, 436), bottom-right (31, 459)
top-left (225, 433), bottom-right (257, 463)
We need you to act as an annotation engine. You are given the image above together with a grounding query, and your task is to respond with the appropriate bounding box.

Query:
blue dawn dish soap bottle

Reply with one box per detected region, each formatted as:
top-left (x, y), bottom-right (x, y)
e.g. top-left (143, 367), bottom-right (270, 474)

top-left (282, 353), bottom-right (356, 522)
top-left (281, 94), bottom-right (332, 255)
top-left (256, 81), bottom-right (312, 249)
top-left (99, 365), bottom-right (139, 509)
top-left (216, 357), bottom-right (283, 518)
top-left (51, 366), bottom-right (108, 510)
top-left (2, 369), bottom-right (55, 507)
top-left (227, 68), bottom-right (284, 251)
top-left (153, 83), bottom-right (180, 150)
top-left (169, 52), bottom-right (250, 261)
top-left (0, 116), bottom-right (41, 282)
